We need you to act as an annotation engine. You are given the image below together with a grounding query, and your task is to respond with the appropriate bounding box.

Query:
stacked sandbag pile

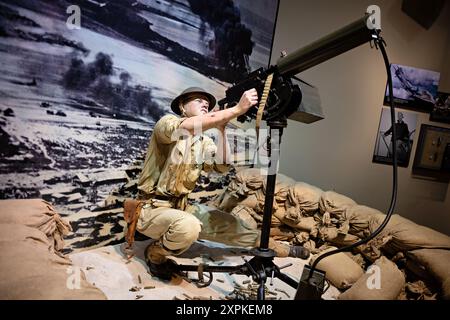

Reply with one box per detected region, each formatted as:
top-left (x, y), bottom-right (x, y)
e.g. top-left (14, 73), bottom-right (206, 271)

top-left (316, 191), bottom-right (359, 244)
top-left (272, 189), bottom-right (361, 252)
top-left (310, 192), bottom-right (450, 299)
top-left (316, 199), bottom-right (388, 257)
top-left (0, 199), bottom-right (106, 299)
top-left (279, 182), bottom-right (324, 225)
top-left (216, 169), bottom-right (450, 299)
top-left (217, 168), bottom-right (295, 228)
top-left (304, 245), bottom-right (408, 299)
top-left (270, 182), bottom-right (324, 251)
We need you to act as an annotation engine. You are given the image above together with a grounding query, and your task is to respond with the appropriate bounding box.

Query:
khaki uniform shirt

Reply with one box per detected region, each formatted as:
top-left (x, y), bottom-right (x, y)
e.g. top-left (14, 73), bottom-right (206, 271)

top-left (137, 114), bottom-right (229, 201)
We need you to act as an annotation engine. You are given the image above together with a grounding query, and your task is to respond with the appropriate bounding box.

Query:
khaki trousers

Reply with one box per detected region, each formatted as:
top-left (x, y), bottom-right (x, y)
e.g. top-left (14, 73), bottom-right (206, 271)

top-left (136, 206), bottom-right (202, 254)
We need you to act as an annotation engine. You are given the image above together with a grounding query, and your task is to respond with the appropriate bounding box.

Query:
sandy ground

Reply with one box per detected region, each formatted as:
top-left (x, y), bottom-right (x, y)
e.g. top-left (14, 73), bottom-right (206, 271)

top-left (70, 239), bottom-right (340, 300)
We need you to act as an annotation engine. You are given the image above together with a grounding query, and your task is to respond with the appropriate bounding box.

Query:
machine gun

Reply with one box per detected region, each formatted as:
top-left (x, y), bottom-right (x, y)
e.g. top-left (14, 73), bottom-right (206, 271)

top-left (218, 13), bottom-right (381, 124)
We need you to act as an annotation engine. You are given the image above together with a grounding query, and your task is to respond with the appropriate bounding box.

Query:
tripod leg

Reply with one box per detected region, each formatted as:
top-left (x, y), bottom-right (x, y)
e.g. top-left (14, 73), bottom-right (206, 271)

top-left (257, 277), bottom-right (266, 300)
top-left (275, 270), bottom-right (299, 289)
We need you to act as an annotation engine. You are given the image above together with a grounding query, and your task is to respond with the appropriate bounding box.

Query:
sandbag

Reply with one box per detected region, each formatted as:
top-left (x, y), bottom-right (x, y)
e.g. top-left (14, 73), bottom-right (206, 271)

top-left (252, 189), bottom-right (287, 225)
top-left (285, 182), bottom-right (323, 219)
top-left (226, 168), bottom-right (294, 200)
top-left (277, 182), bottom-right (322, 232)
top-left (338, 256), bottom-right (405, 300)
top-left (218, 168), bottom-right (293, 216)
top-left (303, 239), bottom-right (318, 254)
top-left (403, 280), bottom-right (437, 300)
top-left (270, 226), bottom-right (296, 242)
top-left (0, 222), bottom-right (52, 251)
top-left (0, 199), bottom-right (71, 251)
top-left (294, 231), bottom-right (310, 244)
top-left (227, 168), bottom-right (293, 192)
top-left (221, 168), bottom-right (295, 228)
top-left (277, 216), bottom-right (317, 232)
top-left (226, 168), bottom-right (266, 197)
top-left (330, 206), bottom-right (389, 261)
top-left (406, 249), bottom-right (450, 300)
top-left (230, 205), bottom-right (258, 230)
top-left (0, 223), bottom-right (106, 300)
top-left (250, 174), bottom-right (294, 215)
top-left (238, 194), bottom-right (259, 210)
top-left (216, 191), bottom-right (240, 212)
top-left (343, 205), bottom-right (386, 238)
top-left (309, 246), bottom-right (364, 289)
top-left (369, 214), bottom-right (450, 252)
top-left (269, 213), bottom-right (283, 227)
top-left (262, 172), bottom-right (295, 203)
top-left (318, 191), bottom-right (357, 218)
top-left (332, 207), bottom-right (450, 261)
top-left (354, 233), bottom-right (393, 262)
top-left (318, 226), bottom-right (361, 247)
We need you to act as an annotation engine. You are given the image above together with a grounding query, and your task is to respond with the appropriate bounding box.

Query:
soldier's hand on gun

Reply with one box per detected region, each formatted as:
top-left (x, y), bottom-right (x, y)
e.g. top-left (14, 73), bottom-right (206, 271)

top-left (236, 88), bottom-right (258, 115)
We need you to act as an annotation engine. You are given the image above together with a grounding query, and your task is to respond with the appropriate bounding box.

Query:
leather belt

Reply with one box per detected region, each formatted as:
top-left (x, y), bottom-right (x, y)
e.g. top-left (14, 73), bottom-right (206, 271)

top-left (138, 192), bottom-right (188, 211)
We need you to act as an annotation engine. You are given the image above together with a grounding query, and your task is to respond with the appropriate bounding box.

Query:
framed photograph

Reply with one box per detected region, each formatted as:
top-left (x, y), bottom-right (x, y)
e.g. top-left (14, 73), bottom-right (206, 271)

top-left (373, 107), bottom-right (418, 167)
top-left (383, 64), bottom-right (440, 113)
top-left (412, 124), bottom-right (450, 180)
top-left (430, 92), bottom-right (450, 124)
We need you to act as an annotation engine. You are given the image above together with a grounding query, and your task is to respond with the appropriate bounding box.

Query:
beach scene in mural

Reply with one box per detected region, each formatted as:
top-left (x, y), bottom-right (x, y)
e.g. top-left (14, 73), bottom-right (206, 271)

top-left (0, 0), bottom-right (279, 252)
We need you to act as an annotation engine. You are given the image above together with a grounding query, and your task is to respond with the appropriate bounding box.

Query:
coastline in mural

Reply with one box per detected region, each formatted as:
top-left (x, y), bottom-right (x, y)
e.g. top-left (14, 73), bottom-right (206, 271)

top-left (0, 0), bottom-right (279, 251)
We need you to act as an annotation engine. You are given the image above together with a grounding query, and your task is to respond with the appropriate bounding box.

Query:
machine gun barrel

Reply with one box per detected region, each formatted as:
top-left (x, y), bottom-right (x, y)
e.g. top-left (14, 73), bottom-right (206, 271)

top-left (218, 13), bottom-right (381, 122)
top-left (276, 14), bottom-right (379, 77)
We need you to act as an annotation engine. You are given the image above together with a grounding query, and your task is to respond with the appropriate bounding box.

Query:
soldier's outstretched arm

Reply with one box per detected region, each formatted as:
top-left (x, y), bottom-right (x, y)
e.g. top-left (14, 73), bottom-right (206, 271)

top-left (179, 89), bottom-right (258, 134)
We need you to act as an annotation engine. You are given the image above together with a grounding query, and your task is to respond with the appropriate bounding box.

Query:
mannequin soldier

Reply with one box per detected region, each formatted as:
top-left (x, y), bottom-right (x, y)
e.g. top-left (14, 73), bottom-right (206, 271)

top-left (125, 87), bottom-right (309, 280)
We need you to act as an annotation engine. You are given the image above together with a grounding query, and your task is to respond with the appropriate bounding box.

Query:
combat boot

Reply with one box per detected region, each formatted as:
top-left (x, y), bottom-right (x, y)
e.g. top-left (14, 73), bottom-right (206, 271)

top-left (144, 240), bottom-right (178, 281)
top-left (288, 245), bottom-right (310, 259)
top-left (258, 238), bottom-right (310, 260)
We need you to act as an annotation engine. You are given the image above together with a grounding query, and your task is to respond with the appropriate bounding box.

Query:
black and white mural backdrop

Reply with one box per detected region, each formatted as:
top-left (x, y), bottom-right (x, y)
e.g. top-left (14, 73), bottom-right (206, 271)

top-left (0, 0), bottom-right (279, 252)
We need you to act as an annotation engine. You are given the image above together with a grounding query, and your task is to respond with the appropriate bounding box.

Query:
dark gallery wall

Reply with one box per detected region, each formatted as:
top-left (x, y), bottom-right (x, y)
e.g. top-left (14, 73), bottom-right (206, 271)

top-left (271, 0), bottom-right (450, 234)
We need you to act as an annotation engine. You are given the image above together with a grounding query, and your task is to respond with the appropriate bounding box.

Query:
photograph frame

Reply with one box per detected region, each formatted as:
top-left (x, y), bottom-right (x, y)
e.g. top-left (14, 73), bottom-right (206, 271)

top-left (412, 124), bottom-right (450, 181)
top-left (429, 92), bottom-right (450, 124)
top-left (383, 63), bottom-right (440, 113)
top-left (372, 107), bottom-right (418, 168)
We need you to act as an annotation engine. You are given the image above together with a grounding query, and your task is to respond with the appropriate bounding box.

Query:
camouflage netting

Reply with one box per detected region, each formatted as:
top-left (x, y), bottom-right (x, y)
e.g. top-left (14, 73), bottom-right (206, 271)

top-left (217, 168), bottom-right (450, 300)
